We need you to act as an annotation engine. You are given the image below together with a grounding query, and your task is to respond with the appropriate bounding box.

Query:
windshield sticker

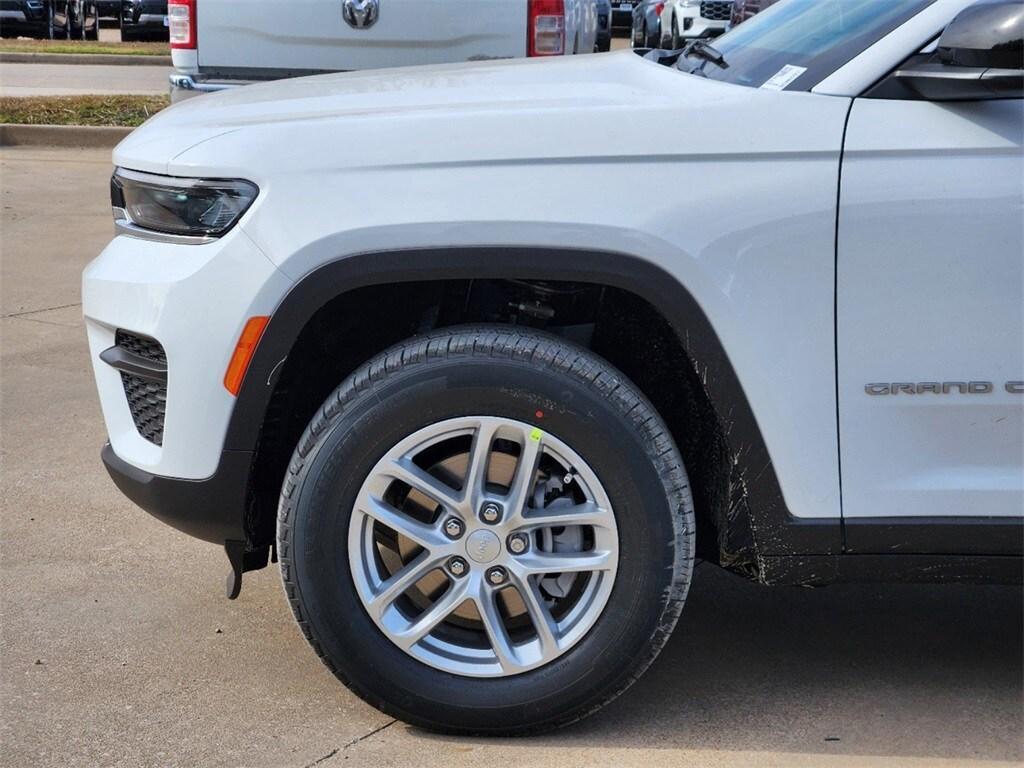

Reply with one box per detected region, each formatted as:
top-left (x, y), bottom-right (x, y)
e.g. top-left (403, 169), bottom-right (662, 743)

top-left (761, 65), bottom-right (808, 91)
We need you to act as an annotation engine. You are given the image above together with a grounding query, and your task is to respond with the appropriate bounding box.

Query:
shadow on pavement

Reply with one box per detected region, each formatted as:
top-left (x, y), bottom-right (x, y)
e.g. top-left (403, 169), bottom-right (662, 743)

top-left (425, 564), bottom-right (1023, 762)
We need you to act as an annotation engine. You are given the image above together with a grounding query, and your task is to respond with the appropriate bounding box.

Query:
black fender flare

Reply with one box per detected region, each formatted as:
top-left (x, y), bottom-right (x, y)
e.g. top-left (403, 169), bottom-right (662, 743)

top-left (225, 246), bottom-right (841, 559)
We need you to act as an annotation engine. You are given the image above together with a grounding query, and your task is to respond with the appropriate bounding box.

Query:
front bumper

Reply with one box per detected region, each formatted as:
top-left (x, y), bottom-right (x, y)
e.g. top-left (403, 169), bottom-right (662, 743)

top-left (83, 223), bottom-right (291, 481)
top-left (102, 442), bottom-right (250, 544)
top-left (676, 6), bottom-right (729, 39)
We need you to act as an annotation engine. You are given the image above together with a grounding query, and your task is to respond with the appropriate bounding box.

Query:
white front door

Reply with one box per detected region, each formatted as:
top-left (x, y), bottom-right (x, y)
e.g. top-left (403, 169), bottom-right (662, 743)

top-left (837, 96), bottom-right (1023, 523)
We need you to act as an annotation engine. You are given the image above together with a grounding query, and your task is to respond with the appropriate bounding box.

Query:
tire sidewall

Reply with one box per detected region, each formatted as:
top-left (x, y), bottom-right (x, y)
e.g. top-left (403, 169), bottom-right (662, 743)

top-left (285, 353), bottom-right (683, 730)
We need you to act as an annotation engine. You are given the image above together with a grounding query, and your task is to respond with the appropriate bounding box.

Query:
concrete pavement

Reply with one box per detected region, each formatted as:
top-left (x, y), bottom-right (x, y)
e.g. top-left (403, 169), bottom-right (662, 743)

top-left (1, 146), bottom-right (1022, 768)
top-left (0, 60), bottom-right (170, 96)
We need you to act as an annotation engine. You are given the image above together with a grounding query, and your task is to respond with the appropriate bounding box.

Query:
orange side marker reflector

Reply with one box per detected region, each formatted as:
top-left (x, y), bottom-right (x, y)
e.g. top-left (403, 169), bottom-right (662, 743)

top-left (224, 316), bottom-right (270, 396)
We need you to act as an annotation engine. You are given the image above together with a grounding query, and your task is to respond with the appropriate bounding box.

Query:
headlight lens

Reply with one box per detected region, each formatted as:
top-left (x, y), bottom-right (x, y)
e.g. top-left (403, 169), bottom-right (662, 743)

top-left (111, 168), bottom-right (258, 239)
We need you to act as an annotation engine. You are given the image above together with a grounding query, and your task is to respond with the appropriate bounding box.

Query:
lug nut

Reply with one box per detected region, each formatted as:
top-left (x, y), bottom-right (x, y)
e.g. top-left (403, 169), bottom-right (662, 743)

top-left (486, 566), bottom-right (507, 586)
top-left (448, 557), bottom-right (468, 577)
top-left (443, 517), bottom-right (464, 539)
top-left (479, 502), bottom-right (503, 525)
top-left (507, 532), bottom-right (529, 555)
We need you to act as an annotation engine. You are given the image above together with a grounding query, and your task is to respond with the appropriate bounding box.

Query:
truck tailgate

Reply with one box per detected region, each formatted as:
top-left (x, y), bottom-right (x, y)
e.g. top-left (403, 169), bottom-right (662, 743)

top-left (197, 0), bottom-right (527, 73)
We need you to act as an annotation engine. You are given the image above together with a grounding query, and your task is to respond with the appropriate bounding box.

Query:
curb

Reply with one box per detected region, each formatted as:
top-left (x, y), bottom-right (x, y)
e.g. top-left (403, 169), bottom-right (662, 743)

top-left (0, 123), bottom-right (131, 148)
top-left (0, 51), bottom-right (171, 66)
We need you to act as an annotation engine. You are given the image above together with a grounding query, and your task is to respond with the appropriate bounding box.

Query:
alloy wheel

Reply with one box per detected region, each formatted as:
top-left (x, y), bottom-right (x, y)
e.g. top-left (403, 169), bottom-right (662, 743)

top-left (348, 416), bottom-right (619, 677)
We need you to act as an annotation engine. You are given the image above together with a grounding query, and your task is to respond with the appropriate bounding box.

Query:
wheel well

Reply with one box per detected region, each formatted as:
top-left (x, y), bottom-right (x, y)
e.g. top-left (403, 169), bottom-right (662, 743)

top-left (247, 278), bottom-right (756, 573)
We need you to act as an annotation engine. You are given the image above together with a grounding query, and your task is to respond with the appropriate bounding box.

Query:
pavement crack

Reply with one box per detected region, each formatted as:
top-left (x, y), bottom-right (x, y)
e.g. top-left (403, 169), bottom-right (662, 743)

top-left (304, 720), bottom-right (397, 767)
top-left (3, 302), bottom-right (81, 318)
top-left (303, 748), bottom-right (339, 768)
top-left (9, 314), bottom-right (79, 328)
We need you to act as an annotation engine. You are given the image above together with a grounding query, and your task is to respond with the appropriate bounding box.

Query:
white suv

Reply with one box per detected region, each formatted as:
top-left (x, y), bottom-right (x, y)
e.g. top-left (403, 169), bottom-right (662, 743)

top-left (84, 0), bottom-right (1023, 735)
top-left (664, 0), bottom-right (732, 47)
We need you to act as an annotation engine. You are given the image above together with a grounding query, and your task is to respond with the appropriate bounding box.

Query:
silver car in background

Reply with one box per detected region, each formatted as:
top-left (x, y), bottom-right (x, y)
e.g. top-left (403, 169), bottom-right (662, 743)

top-left (631, 0), bottom-right (666, 48)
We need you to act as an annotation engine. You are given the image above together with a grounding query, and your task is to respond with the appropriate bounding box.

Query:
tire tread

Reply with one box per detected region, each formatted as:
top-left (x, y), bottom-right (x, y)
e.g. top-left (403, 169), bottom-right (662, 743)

top-left (277, 325), bottom-right (694, 735)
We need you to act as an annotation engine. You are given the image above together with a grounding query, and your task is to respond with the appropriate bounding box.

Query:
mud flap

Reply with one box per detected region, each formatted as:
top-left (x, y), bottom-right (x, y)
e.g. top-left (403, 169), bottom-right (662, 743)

top-left (224, 541), bottom-right (274, 599)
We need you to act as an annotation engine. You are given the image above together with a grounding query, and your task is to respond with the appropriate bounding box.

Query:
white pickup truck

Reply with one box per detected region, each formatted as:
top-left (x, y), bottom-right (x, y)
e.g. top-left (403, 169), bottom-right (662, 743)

top-left (168, 0), bottom-right (599, 99)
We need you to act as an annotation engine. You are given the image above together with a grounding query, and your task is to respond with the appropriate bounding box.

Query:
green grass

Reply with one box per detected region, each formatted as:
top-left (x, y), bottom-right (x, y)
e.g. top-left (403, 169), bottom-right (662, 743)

top-left (0, 95), bottom-right (169, 127)
top-left (0, 39), bottom-right (168, 56)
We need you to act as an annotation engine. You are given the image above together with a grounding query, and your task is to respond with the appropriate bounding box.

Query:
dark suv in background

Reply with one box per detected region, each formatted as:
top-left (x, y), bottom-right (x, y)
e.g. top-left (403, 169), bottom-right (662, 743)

top-left (0, 0), bottom-right (98, 39)
top-left (0, 0), bottom-right (49, 37)
top-left (119, 0), bottom-right (166, 41)
top-left (610, 0), bottom-right (634, 30)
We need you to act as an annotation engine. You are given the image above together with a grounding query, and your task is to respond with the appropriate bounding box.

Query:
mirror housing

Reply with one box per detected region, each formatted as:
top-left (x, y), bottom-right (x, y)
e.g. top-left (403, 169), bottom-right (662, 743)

top-left (872, 0), bottom-right (1023, 101)
top-left (936, 0), bottom-right (1023, 69)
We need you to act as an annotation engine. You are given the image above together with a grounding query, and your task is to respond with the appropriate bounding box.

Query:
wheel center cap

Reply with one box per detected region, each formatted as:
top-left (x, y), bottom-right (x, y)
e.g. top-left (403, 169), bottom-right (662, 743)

top-left (465, 529), bottom-right (501, 564)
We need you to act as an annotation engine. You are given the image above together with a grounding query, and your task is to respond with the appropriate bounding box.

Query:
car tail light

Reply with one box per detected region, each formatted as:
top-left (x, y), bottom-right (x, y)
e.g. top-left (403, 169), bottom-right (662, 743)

top-left (655, 3), bottom-right (665, 15)
top-left (168, 0), bottom-right (196, 49)
top-left (528, 0), bottom-right (565, 57)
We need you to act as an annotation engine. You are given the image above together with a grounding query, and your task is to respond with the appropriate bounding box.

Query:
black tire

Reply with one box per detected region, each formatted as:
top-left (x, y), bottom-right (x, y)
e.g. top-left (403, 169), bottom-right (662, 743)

top-left (277, 326), bottom-right (695, 735)
top-left (646, 25), bottom-right (659, 49)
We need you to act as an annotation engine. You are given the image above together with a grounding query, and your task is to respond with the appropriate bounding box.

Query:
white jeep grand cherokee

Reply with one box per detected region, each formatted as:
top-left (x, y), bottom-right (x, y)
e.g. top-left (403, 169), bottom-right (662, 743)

top-left (84, 0), bottom-right (1023, 734)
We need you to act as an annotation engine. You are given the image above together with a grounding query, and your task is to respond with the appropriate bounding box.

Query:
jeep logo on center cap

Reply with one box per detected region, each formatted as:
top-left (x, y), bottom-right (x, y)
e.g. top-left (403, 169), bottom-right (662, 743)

top-left (465, 529), bottom-right (501, 564)
top-left (342, 0), bottom-right (379, 29)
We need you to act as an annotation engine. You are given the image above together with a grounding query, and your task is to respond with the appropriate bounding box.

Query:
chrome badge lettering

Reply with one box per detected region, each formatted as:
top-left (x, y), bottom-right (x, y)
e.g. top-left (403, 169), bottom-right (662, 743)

top-left (864, 381), bottom-right (1023, 395)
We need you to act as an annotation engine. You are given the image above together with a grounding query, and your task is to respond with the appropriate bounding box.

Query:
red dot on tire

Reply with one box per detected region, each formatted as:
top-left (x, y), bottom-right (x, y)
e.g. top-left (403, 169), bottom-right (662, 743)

top-left (535, 410), bottom-right (544, 419)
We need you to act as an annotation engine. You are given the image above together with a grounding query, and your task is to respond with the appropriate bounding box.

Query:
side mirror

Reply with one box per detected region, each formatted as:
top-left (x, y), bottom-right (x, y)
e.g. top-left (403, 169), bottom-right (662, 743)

top-left (881, 0), bottom-right (1023, 101)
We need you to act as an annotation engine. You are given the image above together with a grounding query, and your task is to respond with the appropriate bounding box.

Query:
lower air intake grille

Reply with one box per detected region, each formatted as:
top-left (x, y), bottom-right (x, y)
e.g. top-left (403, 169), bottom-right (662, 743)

top-left (115, 330), bottom-right (167, 446)
top-left (701, 1), bottom-right (733, 21)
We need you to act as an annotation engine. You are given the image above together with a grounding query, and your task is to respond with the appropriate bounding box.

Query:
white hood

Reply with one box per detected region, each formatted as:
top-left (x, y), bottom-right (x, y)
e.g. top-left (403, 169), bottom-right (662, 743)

top-left (113, 51), bottom-right (767, 177)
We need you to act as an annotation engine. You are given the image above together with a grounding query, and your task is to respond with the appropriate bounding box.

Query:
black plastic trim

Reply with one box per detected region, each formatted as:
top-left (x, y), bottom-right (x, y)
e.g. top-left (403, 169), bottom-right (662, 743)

top-left (844, 517), bottom-right (1023, 557)
top-left (101, 442), bottom-right (249, 545)
top-left (761, 553), bottom-right (1023, 586)
top-left (100, 345), bottom-right (168, 383)
top-left (223, 246), bottom-right (842, 558)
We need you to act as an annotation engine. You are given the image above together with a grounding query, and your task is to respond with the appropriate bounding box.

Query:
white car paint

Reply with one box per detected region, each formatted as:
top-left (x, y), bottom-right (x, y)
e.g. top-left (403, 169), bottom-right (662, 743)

top-left (96, 52), bottom-right (849, 526)
top-left (84, 2), bottom-right (1022, 531)
top-left (838, 97), bottom-right (1023, 519)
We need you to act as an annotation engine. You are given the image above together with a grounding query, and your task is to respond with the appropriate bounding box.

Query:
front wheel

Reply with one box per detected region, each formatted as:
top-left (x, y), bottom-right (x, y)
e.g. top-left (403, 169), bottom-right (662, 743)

top-left (278, 326), bottom-right (694, 734)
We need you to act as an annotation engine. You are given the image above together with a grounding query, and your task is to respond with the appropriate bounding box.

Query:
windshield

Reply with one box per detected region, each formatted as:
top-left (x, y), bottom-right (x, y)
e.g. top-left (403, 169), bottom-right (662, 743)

top-left (681, 0), bottom-right (938, 91)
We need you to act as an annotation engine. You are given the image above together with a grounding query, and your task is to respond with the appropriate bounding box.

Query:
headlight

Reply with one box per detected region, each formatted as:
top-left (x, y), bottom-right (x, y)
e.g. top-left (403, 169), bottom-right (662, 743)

top-left (111, 168), bottom-right (258, 242)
